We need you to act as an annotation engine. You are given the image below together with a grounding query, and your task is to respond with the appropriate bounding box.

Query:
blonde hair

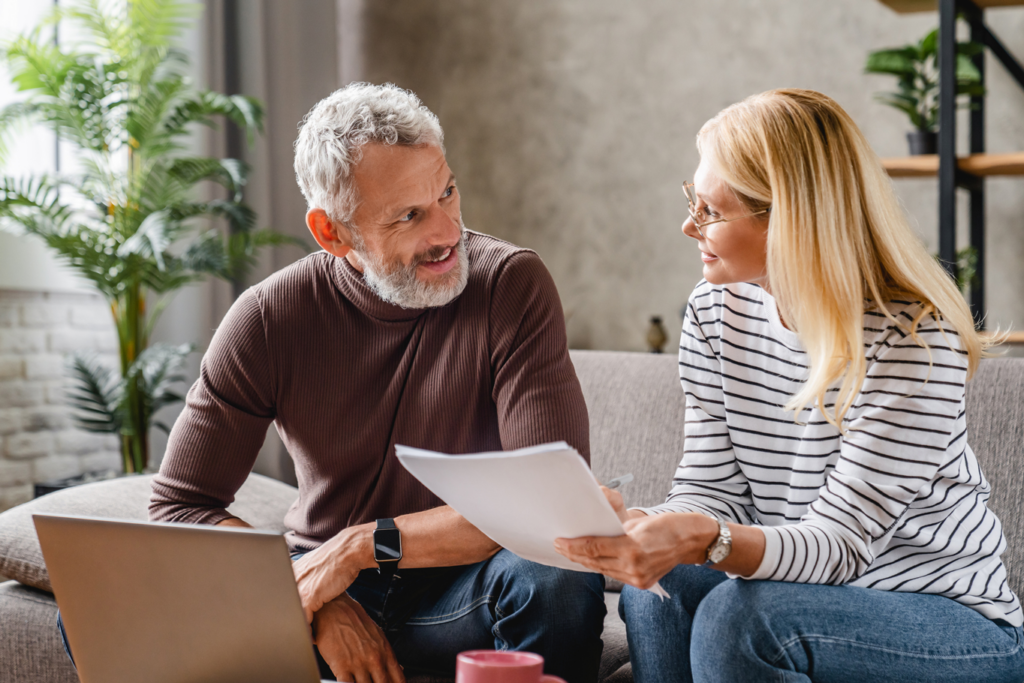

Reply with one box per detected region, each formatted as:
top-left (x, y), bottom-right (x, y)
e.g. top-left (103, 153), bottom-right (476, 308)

top-left (696, 88), bottom-right (991, 429)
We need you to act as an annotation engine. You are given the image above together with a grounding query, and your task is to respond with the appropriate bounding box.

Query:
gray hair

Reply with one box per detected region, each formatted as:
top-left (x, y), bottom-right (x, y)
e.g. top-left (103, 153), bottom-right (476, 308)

top-left (293, 82), bottom-right (445, 226)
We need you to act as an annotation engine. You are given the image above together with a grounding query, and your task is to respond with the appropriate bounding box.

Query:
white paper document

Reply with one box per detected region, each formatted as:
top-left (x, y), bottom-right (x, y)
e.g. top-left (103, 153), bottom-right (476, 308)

top-left (396, 441), bottom-right (669, 598)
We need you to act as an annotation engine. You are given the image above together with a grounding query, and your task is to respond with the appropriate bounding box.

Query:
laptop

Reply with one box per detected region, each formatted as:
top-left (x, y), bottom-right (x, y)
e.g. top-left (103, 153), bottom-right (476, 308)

top-left (34, 514), bottom-right (331, 683)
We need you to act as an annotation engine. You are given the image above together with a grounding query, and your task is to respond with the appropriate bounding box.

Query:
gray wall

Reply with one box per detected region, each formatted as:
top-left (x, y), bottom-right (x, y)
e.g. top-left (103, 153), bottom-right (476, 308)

top-left (355, 0), bottom-right (1024, 351)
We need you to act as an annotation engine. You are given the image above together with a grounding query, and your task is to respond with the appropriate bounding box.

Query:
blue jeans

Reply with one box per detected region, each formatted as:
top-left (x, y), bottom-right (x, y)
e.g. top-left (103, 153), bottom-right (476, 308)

top-left (620, 564), bottom-right (1024, 683)
top-left (297, 549), bottom-right (605, 682)
top-left (59, 550), bottom-right (606, 682)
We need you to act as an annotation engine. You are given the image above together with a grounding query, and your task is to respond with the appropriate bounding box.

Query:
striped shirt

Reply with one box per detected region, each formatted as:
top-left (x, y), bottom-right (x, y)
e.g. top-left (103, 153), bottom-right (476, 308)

top-left (641, 280), bottom-right (1021, 626)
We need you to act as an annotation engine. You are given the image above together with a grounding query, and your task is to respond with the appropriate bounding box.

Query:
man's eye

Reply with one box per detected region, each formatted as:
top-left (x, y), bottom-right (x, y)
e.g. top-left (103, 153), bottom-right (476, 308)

top-left (399, 211), bottom-right (415, 222)
top-left (443, 185), bottom-right (455, 198)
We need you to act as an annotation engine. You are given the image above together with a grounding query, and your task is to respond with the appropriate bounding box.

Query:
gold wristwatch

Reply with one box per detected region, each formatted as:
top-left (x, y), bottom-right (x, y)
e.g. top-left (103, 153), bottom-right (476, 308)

top-left (703, 517), bottom-right (732, 566)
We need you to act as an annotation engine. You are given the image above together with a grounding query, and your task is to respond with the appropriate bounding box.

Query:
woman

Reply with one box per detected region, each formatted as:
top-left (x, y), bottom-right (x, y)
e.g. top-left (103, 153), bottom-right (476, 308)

top-left (554, 89), bottom-right (1024, 683)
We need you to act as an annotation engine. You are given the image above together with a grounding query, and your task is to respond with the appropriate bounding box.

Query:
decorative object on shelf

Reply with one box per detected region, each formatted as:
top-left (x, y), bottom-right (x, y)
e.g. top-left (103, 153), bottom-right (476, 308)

top-left (0, 0), bottom-right (302, 474)
top-left (646, 316), bottom-right (668, 354)
top-left (865, 27), bottom-right (985, 155)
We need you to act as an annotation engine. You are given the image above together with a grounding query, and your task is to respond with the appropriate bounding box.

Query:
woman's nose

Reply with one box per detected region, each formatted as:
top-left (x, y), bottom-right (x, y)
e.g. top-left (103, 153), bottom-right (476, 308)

top-left (681, 215), bottom-right (700, 240)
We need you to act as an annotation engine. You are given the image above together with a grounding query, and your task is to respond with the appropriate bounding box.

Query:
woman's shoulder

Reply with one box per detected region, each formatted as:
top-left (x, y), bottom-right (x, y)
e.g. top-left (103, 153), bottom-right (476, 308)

top-left (687, 280), bottom-right (766, 313)
top-left (864, 298), bottom-right (967, 363)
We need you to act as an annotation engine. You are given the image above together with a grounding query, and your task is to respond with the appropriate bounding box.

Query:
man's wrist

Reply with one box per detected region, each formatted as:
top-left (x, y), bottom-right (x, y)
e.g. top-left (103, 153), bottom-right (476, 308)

top-left (331, 523), bottom-right (377, 571)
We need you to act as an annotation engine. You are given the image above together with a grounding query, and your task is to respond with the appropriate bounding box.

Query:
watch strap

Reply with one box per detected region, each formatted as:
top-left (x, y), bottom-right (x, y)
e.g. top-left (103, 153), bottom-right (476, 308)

top-left (703, 517), bottom-right (732, 567)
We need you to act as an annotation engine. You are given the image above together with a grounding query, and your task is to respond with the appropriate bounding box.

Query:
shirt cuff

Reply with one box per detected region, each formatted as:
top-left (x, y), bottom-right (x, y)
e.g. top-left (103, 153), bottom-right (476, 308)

top-left (746, 525), bottom-right (784, 581)
top-left (632, 502), bottom-right (722, 519)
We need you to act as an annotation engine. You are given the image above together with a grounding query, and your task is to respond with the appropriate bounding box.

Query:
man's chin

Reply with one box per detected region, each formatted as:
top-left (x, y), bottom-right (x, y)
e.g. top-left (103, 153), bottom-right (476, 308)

top-left (363, 246), bottom-right (469, 309)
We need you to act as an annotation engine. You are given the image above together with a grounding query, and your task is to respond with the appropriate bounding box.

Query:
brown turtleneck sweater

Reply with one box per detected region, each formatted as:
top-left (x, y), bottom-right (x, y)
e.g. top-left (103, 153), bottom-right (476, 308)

top-left (149, 231), bottom-right (589, 552)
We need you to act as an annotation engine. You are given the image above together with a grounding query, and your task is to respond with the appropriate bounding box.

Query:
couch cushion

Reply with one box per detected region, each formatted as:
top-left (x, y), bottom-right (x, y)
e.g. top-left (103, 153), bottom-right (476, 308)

top-left (0, 472), bottom-right (298, 592)
top-left (966, 358), bottom-right (1024, 596)
top-left (570, 350), bottom-right (684, 510)
top-left (0, 581), bottom-right (78, 683)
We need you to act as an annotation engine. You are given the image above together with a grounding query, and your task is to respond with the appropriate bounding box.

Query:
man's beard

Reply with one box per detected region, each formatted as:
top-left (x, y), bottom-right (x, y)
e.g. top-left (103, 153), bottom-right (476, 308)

top-left (353, 221), bottom-right (470, 309)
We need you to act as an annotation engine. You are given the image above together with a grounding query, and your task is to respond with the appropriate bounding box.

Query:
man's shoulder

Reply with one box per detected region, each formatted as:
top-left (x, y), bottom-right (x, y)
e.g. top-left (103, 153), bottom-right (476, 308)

top-left (248, 251), bottom-right (335, 301)
top-left (465, 230), bottom-right (541, 282)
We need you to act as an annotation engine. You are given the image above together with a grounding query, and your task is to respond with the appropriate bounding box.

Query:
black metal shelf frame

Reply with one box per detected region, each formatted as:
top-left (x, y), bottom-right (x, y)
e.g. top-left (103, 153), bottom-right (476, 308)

top-left (937, 0), bottom-right (1024, 326)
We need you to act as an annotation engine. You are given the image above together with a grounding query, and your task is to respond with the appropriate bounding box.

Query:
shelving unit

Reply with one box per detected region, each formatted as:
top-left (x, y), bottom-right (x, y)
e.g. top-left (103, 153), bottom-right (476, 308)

top-left (881, 151), bottom-right (1024, 176)
top-left (876, 0), bottom-right (1024, 332)
top-left (880, 0), bottom-right (1024, 10)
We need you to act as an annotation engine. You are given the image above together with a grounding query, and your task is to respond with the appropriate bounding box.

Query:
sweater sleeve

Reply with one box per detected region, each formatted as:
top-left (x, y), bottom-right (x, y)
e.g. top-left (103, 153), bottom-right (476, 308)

top-left (489, 251), bottom-right (590, 462)
top-left (149, 289), bottom-right (277, 525)
top-left (748, 322), bottom-right (969, 585)
top-left (637, 295), bottom-right (756, 524)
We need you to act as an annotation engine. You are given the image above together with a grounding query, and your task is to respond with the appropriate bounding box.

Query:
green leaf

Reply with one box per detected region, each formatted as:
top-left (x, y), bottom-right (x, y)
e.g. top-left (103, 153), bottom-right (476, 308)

top-left (65, 352), bottom-right (123, 434)
top-left (865, 49), bottom-right (917, 77)
top-left (164, 91), bottom-right (264, 142)
top-left (126, 342), bottom-right (193, 423)
top-left (956, 53), bottom-right (982, 83)
top-left (117, 209), bottom-right (173, 270)
top-left (167, 157), bottom-right (249, 202)
top-left (919, 29), bottom-right (938, 59)
top-left (957, 40), bottom-right (985, 58)
top-left (874, 94), bottom-right (927, 130)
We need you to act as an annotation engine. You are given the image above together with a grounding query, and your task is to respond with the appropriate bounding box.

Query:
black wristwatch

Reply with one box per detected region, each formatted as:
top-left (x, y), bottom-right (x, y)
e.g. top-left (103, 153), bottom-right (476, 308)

top-left (373, 518), bottom-right (402, 582)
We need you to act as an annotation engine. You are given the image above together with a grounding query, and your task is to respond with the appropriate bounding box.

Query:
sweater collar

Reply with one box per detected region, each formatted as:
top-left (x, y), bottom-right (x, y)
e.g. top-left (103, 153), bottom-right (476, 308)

top-left (331, 254), bottom-right (427, 322)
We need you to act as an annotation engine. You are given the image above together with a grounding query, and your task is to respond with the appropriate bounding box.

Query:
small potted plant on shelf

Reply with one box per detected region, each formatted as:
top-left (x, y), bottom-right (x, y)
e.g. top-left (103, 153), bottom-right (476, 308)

top-left (0, 0), bottom-right (301, 477)
top-left (865, 27), bottom-right (985, 155)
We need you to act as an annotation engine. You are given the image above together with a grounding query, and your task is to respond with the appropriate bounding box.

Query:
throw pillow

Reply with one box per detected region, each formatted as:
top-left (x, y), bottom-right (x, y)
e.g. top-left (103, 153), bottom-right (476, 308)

top-left (0, 473), bottom-right (298, 592)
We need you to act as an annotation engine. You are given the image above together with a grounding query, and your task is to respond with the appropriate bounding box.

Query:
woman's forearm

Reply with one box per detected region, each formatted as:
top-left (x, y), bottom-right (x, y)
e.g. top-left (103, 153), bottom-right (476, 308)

top-left (711, 521), bottom-right (765, 577)
top-left (640, 511), bottom-right (766, 576)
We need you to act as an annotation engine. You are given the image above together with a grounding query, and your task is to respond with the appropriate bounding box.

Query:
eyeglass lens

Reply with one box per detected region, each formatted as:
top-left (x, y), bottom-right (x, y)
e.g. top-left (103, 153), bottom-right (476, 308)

top-left (684, 184), bottom-right (706, 225)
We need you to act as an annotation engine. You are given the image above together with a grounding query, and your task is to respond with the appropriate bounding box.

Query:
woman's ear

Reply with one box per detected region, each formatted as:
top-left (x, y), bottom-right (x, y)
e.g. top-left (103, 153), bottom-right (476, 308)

top-left (306, 208), bottom-right (353, 258)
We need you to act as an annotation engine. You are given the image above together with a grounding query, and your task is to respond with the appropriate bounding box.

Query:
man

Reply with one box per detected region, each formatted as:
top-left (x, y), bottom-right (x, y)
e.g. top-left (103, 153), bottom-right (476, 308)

top-left (148, 83), bottom-right (606, 683)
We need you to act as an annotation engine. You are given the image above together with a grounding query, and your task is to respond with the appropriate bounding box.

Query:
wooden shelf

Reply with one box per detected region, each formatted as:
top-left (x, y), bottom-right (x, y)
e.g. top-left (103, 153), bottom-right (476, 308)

top-left (878, 0), bottom-right (1024, 12)
top-left (882, 152), bottom-right (1024, 178)
top-left (981, 330), bottom-right (1024, 345)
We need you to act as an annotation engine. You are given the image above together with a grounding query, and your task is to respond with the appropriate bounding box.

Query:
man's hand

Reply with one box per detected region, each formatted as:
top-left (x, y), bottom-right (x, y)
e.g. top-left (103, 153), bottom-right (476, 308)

top-left (216, 517), bottom-right (253, 528)
top-left (314, 594), bottom-right (405, 683)
top-left (293, 524), bottom-right (376, 623)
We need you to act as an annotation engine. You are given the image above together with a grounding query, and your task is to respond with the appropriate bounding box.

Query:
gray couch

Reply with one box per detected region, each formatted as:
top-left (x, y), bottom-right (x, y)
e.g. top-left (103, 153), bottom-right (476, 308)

top-left (1, 350), bottom-right (1022, 683)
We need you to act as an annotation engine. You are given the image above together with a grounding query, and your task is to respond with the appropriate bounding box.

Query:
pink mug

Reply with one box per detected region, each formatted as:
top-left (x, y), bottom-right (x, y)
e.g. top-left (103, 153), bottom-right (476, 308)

top-left (455, 650), bottom-right (567, 683)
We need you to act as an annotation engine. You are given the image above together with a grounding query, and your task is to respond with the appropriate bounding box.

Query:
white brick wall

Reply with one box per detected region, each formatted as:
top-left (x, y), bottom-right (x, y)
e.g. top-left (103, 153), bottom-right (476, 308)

top-left (0, 290), bottom-right (122, 512)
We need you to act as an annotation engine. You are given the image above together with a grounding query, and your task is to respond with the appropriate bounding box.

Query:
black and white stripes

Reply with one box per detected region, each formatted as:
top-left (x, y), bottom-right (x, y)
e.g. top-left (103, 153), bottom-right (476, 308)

top-left (642, 280), bottom-right (1021, 625)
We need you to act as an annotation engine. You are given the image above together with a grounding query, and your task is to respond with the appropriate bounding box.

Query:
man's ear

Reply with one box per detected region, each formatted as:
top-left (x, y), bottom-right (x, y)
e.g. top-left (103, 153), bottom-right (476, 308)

top-left (306, 208), bottom-right (353, 258)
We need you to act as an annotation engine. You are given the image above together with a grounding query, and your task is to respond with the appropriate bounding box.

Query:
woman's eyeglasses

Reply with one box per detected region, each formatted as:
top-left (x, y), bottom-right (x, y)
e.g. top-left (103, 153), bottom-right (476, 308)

top-left (682, 182), bottom-right (769, 238)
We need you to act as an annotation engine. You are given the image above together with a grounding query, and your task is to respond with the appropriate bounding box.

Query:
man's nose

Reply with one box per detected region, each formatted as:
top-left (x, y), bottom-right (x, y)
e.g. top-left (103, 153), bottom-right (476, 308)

top-left (424, 205), bottom-right (461, 246)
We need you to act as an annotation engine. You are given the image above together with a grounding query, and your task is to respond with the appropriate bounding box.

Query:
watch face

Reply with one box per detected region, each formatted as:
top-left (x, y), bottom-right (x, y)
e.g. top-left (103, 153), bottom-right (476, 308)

top-left (373, 528), bottom-right (402, 562)
top-left (709, 539), bottom-right (731, 564)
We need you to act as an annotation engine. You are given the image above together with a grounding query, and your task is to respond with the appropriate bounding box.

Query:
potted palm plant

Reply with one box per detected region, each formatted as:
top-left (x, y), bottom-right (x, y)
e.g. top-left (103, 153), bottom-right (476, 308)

top-left (865, 27), bottom-right (985, 155)
top-left (0, 0), bottom-right (299, 474)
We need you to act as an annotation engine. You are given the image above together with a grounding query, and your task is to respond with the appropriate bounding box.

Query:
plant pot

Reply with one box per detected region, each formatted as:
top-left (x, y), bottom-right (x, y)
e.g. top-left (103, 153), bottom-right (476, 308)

top-left (907, 130), bottom-right (938, 156)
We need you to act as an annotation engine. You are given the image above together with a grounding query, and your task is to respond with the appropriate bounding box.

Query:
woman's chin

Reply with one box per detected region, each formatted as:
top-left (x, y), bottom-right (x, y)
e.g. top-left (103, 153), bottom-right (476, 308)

top-left (702, 262), bottom-right (750, 286)
top-left (702, 263), bottom-right (727, 285)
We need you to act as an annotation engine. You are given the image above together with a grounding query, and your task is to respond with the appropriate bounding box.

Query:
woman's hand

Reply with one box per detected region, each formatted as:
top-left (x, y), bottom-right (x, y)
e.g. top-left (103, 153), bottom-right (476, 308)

top-left (554, 512), bottom-right (719, 589)
top-left (599, 485), bottom-right (648, 523)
